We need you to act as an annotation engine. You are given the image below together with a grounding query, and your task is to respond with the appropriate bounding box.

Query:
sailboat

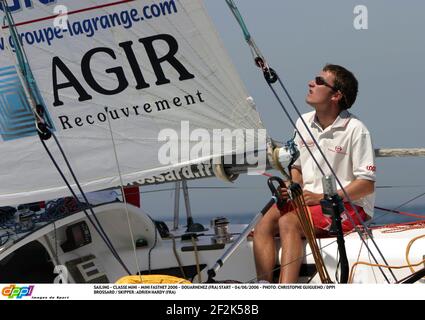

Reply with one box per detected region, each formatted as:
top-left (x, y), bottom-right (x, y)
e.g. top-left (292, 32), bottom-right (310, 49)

top-left (0, 0), bottom-right (424, 285)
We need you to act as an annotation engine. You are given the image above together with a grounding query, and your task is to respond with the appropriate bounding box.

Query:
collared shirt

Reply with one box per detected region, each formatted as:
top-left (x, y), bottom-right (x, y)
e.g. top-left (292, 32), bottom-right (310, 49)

top-left (292, 110), bottom-right (376, 216)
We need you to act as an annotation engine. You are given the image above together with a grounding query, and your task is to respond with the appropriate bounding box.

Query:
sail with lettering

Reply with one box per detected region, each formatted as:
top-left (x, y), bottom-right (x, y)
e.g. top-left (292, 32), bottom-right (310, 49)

top-left (0, 1), bottom-right (424, 288)
top-left (0, 0), bottom-right (265, 206)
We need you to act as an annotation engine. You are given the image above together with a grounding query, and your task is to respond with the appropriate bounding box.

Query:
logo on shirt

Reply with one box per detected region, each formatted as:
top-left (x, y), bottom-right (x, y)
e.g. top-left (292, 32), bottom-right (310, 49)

top-left (366, 165), bottom-right (376, 172)
top-left (328, 145), bottom-right (347, 155)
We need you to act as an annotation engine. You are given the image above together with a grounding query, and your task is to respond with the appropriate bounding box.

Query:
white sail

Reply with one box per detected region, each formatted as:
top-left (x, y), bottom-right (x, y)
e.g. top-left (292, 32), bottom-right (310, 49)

top-left (0, 0), bottom-right (265, 205)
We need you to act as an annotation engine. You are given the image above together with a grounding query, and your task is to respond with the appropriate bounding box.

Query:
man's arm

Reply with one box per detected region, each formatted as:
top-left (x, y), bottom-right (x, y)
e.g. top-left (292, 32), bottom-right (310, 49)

top-left (303, 178), bottom-right (375, 205)
top-left (290, 167), bottom-right (303, 186)
top-left (337, 179), bottom-right (375, 201)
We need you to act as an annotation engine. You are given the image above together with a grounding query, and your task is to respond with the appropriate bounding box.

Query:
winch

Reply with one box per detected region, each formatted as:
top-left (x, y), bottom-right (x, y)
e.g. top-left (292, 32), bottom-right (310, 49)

top-left (210, 217), bottom-right (233, 244)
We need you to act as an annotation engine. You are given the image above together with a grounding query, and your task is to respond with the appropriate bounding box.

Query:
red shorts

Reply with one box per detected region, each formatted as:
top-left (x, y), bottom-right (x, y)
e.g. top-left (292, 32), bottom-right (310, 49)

top-left (276, 202), bottom-right (368, 233)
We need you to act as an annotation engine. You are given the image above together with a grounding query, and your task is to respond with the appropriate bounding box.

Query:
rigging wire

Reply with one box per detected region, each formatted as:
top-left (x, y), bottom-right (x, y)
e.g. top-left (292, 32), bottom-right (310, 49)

top-left (371, 206), bottom-right (425, 226)
top-left (1, 1), bottom-right (44, 127)
top-left (148, 220), bottom-right (159, 274)
top-left (40, 137), bottom-right (131, 275)
top-left (394, 191), bottom-right (425, 211)
top-left (226, 0), bottom-right (396, 283)
top-left (106, 115), bottom-right (142, 280)
top-left (2, 2), bottom-right (130, 275)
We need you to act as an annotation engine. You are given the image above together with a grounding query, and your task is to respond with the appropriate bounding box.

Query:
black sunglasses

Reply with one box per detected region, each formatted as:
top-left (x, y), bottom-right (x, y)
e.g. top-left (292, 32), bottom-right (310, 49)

top-left (315, 76), bottom-right (351, 107)
top-left (315, 76), bottom-right (339, 92)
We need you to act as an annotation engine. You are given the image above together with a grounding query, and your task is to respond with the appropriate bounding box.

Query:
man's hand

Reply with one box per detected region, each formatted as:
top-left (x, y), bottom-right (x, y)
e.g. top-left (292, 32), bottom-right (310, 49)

top-left (277, 187), bottom-right (289, 200)
top-left (303, 190), bottom-right (323, 205)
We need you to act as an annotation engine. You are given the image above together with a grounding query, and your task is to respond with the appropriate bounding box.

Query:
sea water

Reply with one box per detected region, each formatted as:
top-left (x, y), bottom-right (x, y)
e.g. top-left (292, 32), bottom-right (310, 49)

top-left (166, 205), bottom-right (425, 227)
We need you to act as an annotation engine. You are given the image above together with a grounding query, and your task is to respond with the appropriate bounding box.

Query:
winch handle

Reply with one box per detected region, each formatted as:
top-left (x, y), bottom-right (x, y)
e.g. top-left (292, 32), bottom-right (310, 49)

top-left (267, 176), bottom-right (287, 210)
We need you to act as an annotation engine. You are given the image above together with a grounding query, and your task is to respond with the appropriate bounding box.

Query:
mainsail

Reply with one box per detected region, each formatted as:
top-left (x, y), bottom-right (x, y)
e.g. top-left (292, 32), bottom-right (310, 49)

top-left (0, 0), bottom-right (265, 205)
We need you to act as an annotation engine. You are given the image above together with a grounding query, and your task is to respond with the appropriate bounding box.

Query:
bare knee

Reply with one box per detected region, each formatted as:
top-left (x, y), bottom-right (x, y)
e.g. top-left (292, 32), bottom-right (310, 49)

top-left (254, 207), bottom-right (280, 238)
top-left (254, 218), bottom-right (274, 238)
top-left (278, 212), bottom-right (302, 235)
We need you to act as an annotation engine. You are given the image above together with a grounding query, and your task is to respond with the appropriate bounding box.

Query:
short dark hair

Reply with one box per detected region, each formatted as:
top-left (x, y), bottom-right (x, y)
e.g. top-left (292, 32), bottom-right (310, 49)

top-left (323, 64), bottom-right (358, 110)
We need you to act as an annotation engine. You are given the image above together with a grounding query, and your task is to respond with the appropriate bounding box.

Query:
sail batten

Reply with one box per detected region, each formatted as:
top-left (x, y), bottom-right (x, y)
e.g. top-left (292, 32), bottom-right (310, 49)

top-left (0, 0), bottom-right (266, 206)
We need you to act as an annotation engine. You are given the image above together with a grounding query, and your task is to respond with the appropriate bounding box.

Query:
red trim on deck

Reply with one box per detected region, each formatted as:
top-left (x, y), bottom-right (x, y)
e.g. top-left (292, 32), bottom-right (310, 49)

top-left (123, 186), bottom-right (140, 208)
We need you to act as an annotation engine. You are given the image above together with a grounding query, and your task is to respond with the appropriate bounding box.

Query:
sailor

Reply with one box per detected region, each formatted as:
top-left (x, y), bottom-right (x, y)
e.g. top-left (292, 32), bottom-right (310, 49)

top-left (253, 64), bottom-right (376, 283)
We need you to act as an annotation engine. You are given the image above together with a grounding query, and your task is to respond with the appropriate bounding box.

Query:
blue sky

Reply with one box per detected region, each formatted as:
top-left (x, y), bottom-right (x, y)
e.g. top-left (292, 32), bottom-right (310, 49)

top-left (141, 0), bottom-right (425, 221)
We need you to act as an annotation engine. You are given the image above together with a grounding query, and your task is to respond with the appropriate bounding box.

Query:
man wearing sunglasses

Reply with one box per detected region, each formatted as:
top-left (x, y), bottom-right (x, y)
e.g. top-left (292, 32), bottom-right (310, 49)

top-left (254, 64), bottom-right (376, 283)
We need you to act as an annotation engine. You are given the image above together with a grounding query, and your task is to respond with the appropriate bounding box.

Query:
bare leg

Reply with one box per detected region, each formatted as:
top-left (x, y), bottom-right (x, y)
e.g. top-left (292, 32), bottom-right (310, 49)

top-left (278, 211), bottom-right (304, 283)
top-left (253, 206), bottom-right (281, 282)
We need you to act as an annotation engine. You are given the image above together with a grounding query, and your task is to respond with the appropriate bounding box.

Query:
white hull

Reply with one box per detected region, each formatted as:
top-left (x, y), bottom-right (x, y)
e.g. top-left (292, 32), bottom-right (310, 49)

top-left (0, 202), bottom-right (424, 284)
top-left (307, 227), bottom-right (425, 284)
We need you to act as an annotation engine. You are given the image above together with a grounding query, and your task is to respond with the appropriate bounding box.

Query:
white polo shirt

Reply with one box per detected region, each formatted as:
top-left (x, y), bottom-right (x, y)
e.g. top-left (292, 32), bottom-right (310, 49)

top-left (292, 110), bottom-right (376, 217)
